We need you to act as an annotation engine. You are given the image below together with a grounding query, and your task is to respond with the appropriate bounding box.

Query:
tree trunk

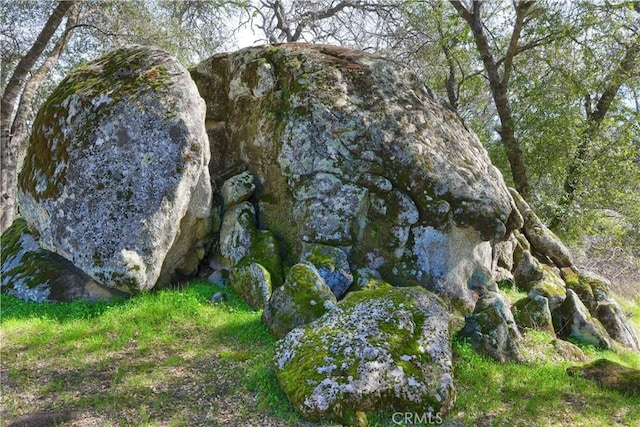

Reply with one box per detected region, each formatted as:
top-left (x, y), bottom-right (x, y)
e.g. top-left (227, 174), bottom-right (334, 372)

top-left (0, 0), bottom-right (74, 233)
top-left (450, 0), bottom-right (531, 199)
top-left (561, 38), bottom-right (640, 206)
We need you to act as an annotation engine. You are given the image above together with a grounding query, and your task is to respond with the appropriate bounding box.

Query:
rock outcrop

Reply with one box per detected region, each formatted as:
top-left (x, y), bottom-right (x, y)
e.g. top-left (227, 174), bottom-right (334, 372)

top-left (16, 46), bottom-right (212, 293)
top-left (191, 44), bottom-right (522, 312)
top-left (2, 42), bottom-right (638, 426)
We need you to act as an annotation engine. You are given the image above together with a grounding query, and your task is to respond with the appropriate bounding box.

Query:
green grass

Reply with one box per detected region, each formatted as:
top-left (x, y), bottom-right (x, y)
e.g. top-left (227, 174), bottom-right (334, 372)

top-left (1, 281), bottom-right (639, 426)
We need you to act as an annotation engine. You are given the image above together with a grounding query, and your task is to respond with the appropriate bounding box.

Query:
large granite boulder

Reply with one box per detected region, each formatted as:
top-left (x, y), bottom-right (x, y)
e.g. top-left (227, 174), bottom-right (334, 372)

top-left (274, 285), bottom-right (455, 424)
top-left (17, 46), bottom-right (212, 293)
top-left (191, 44), bottom-right (522, 311)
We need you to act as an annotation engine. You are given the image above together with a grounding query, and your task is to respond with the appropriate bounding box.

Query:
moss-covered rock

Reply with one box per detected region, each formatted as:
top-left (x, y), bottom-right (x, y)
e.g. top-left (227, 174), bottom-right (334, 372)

top-left (229, 261), bottom-right (272, 310)
top-left (300, 243), bottom-right (353, 299)
top-left (552, 289), bottom-right (612, 349)
top-left (191, 44), bottom-right (521, 312)
top-left (561, 268), bottom-right (639, 350)
top-left (17, 45), bottom-right (212, 293)
top-left (262, 263), bottom-right (337, 338)
top-left (1, 218), bottom-right (128, 302)
top-left (460, 291), bottom-right (524, 363)
top-left (528, 265), bottom-right (567, 312)
top-left (567, 359), bottom-right (640, 396)
top-left (274, 285), bottom-right (454, 423)
top-left (512, 295), bottom-right (554, 333)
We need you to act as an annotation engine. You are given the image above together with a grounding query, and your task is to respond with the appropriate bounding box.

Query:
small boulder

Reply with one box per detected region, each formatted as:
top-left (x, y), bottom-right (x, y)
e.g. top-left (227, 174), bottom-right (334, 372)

top-left (460, 291), bottom-right (524, 363)
top-left (552, 289), bottom-right (612, 349)
top-left (262, 263), bottom-right (337, 338)
top-left (567, 359), bottom-right (640, 396)
top-left (1, 219), bottom-right (127, 302)
top-left (514, 250), bottom-right (544, 291)
top-left (509, 189), bottom-right (573, 268)
top-left (512, 295), bottom-right (554, 333)
top-left (274, 285), bottom-right (455, 424)
top-left (219, 202), bottom-right (256, 264)
top-left (552, 339), bottom-right (588, 362)
top-left (300, 243), bottom-right (353, 299)
top-left (221, 171), bottom-right (256, 207)
top-left (528, 266), bottom-right (567, 312)
top-left (595, 300), bottom-right (640, 351)
top-left (230, 262), bottom-right (272, 310)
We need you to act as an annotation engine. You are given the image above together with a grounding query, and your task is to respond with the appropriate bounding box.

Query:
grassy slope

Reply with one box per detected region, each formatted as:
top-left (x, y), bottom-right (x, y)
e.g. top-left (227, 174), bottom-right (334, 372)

top-left (1, 281), bottom-right (639, 426)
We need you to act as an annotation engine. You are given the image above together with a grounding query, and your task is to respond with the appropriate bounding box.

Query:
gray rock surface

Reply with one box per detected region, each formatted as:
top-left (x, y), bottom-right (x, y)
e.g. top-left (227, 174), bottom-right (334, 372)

top-left (300, 243), bottom-right (353, 299)
top-left (595, 300), bottom-right (640, 351)
top-left (17, 46), bottom-right (212, 292)
top-left (552, 289), bottom-right (612, 349)
top-left (221, 171), bottom-right (255, 207)
top-left (509, 189), bottom-right (573, 268)
top-left (460, 291), bottom-right (524, 363)
top-left (1, 219), bottom-right (127, 302)
top-left (274, 285), bottom-right (455, 423)
top-left (191, 44), bottom-right (521, 311)
top-left (262, 263), bottom-right (338, 338)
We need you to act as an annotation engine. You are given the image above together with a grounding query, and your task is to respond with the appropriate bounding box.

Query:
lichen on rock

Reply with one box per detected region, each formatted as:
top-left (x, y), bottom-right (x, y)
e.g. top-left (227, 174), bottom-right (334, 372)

top-left (191, 44), bottom-right (521, 311)
top-left (274, 285), bottom-right (455, 423)
top-left (17, 45), bottom-right (212, 293)
top-left (263, 263), bottom-right (338, 338)
top-left (1, 218), bottom-right (127, 302)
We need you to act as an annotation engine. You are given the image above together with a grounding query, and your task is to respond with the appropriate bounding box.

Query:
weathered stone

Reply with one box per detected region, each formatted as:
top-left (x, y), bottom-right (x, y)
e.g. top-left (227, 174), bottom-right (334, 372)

top-left (552, 289), bottom-right (612, 349)
top-left (230, 261), bottom-right (272, 310)
top-left (514, 250), bottom-right (544, 291)
top-left (595, 300), bottom-right (640, 351)
top-left (512, 229), bottom-right (530, 268)
top-left (561, 268), bottom-right (638, 350)
top-left (567, 359), bottom-right (640, 396)
top-left (17, 46), bottom-right (212, 292)
top-left (512, 295), bottom-right (554, 333)
top-left (460, 291), bottom-right (524, 363)
top-left (552, 339), bottom-right (588, 362)
top-left (274, 285), bottom-right (454, 423)
top-left (219, 202), bottom-right (256, 264)
top-left (301, 243), bottom-right (353, 299)
top-left (262, 263), bottom-right (337, 338)
top-left (1, 219), bottom-right (127, 302)
top-left (191, 44), bottom-right (521, 312)
top-left (411, 223), bottom-right (494, 311)
top-left (509, 188), bottom-right (573, 268)
top-left (221, 170), bottom-right (255, 207)
top-left (528, 266), bottom-right (567, 312)
top-left (493, 234), bottom-right (516, 272)
top-left (564, 269), bottom-right (611, 313)
top-left (218, 202), bottom-right (284, 287)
